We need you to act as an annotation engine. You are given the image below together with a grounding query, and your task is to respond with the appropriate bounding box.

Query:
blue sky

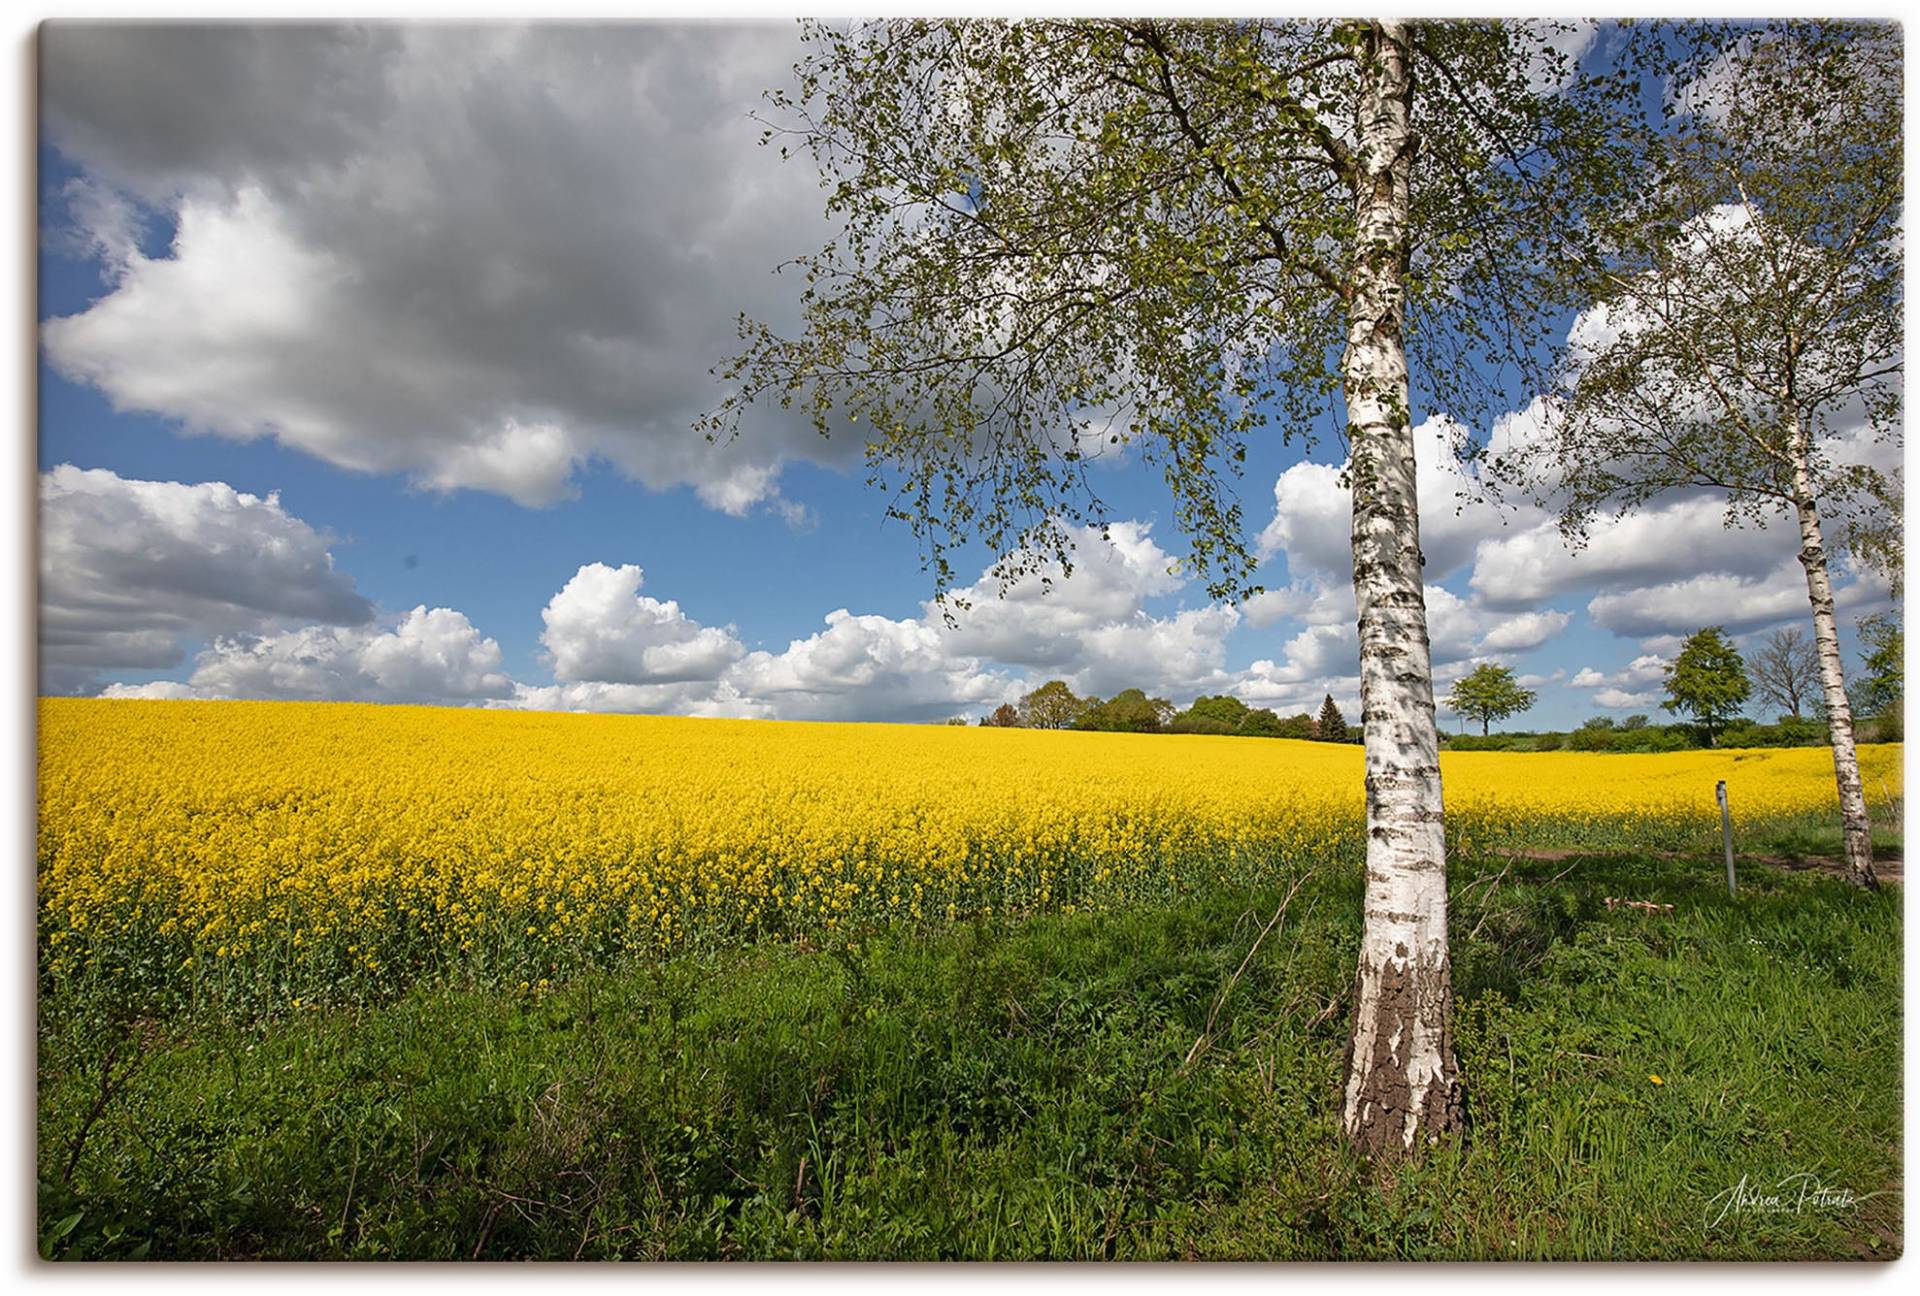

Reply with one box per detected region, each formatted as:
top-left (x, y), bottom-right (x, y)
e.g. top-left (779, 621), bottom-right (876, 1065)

top-left (35, 22), bottom-right (1898, 728)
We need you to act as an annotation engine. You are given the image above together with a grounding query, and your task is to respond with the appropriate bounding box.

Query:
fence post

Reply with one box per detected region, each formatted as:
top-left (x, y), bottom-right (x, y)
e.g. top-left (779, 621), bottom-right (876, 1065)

top-left (1716, 780), bottom-right (1735, 898)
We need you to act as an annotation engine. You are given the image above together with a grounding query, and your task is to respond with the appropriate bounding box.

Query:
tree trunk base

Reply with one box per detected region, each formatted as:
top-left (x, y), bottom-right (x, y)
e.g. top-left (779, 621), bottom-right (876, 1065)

top-left (1342, 950), bottom-right (1464, 1158)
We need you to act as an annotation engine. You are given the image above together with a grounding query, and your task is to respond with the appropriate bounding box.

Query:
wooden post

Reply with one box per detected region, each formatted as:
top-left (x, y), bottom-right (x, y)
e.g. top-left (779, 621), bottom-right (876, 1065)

top-left (1716, 780), bottom-right (1735, 897)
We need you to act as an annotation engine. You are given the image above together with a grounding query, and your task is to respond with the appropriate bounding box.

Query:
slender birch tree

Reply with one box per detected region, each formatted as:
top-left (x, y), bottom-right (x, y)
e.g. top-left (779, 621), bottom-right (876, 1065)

top-left (1512, 20), bottom-right (1899, 889)
top-left (705, 18), bottom-right (1651, 1154)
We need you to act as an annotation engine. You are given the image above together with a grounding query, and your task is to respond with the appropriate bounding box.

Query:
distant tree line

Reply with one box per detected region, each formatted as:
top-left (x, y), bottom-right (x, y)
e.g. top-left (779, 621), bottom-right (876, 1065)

top-left (975, 682), bottom-right (1360, 742)
top-left (1444, 618), bottom-right (1901, 752)
top-left (964, 615), bottom-right (1903, 751)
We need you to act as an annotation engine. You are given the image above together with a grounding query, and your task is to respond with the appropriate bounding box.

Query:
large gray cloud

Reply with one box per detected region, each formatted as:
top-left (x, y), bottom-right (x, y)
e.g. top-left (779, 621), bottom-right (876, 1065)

top-left (39, 464), bottom-right (374, 692)
top-left (41, 22), bottom-right (846, 514)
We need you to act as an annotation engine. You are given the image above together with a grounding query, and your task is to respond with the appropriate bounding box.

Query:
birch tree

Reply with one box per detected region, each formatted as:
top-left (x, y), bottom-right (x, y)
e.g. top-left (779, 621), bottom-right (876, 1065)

top-left (1511, 20), bottom-right (1899, 888)
top-left (704, 18), bottom-right (1651, 1155)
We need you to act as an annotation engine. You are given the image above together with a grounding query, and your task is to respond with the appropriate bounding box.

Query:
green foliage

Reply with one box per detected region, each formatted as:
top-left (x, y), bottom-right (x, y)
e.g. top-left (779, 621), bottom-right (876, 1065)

top-left (983, 703), bottom-right (1021, 728)
top-left (704, 18), bottom-right (1667, 607)
top-left (1018, 680), bottom-right (1088, 730)
top-left (1075, 689), bottom-right (1174, 733)
top-left (1446, 734), bottom-right (1516, 752)
top-left (40, 845), bottom-right (1901, 1260)
top-left (1315, 695), bottom-right (1349, 743)
top-left (1446, 664), bottom-right (1538, 735)
top-left (1854, 613), bottom-right (1902, 720)
top-left (1504, 21), bottom-right (1902, 585)
top-left (1719, 717), bottom-right (1828, 749)
top-left (1662, 627), bottom-right (1752, 745)
top-left (1168, 694), bottom-right (1250, 735)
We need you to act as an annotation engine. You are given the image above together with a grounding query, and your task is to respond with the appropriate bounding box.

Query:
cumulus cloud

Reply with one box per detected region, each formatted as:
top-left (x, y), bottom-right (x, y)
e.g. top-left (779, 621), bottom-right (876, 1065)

top-left (39, 463), bottom-right (373, 692)
top-left (540, 562), bottom-right (744, 685)
top-left (1586, 560), bottom-right (1890, 640)
top-left (1567, 653), bottom-right (1669, 711)
top-left (142, 606), bottom-right (513, 704)
top-left (1468, 493), bottom-right (1796, 610)
top-left (723, 610), bottom-right (1022, 723)
top-left (1259, 415), bottom-right (1496, 583)
top-left (506, 521), bottom-right (1243, 721)
top-left (41, 23), bottom-right (843, 516)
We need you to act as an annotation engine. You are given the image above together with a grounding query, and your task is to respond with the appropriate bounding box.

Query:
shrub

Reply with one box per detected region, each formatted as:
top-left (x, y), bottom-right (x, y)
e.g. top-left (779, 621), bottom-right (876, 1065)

top-left (1568, 727), bottom-right (1618, 752)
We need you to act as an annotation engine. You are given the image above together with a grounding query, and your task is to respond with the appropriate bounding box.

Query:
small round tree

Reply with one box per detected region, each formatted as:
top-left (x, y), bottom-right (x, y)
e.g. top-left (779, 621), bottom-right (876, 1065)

top-left (1661, 627), bottom-right (1751, 746)
top-left (1446, 664), bottom-right (1538, 736)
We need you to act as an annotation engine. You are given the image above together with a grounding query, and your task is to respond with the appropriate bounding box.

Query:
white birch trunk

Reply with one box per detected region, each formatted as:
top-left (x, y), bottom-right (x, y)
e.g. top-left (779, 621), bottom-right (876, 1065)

top-left (1339, 19), bottom-right (1463, 1156)
top-left (1788, 426), bottom-right (1878, 889)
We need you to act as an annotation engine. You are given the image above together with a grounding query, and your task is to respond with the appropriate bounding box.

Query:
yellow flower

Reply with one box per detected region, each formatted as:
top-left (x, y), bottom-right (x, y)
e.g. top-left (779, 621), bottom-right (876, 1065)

top-left (33, 696), bottom-right (1904, 1007)
top-left (1649, 1074), bottom-right (1664, 1085)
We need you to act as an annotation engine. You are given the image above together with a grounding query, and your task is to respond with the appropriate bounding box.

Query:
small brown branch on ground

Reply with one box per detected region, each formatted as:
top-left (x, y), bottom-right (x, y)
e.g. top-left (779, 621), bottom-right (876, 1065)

top-left (1181, 871), bottom-right (1312, 1073)
top-left (1305, 990), bottom-right (1344, 1032)
top-left (1604, 896), bottom-right (1674, 916)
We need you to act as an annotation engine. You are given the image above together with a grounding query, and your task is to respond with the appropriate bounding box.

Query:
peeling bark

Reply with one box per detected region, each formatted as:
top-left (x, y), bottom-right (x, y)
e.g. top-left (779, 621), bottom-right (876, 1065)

top-left (1339, 19), bottom-right (1463, 1156)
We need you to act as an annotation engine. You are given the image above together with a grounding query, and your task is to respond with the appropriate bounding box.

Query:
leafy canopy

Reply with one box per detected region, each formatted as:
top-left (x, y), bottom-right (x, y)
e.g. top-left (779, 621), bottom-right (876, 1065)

top-left (1661, 626), bottom-right (1751, 742)
top-left (1446, 664), bottom-right (1537, 734)
top-left (1508, 20), bottom-right (1902, 585)
top-left (704, 18), bottom-right (1663, 608)
top-left (1854, 613), bottom-right (1902, 720)
top-left (1017, 679), bottom-right (1087, 729)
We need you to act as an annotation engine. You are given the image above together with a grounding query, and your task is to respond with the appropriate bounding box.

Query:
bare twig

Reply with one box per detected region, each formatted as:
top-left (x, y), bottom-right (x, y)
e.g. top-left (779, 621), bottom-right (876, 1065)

top-left (1181, 871), bottom-right (1312, 1072)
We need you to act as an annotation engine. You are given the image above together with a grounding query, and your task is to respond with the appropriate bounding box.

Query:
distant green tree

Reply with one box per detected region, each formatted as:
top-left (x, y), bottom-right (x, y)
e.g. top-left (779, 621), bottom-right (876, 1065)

top-left (1170, 694), bottom-right (1250, 735)
top-left (1620, 713), bottom-right (1649, 731)
top-left (1018, 680), bottom-right (1087, 730)
top-left (1661, 627), bottom-right (1750, 746)
top-left (1273, 712), bottom-right (1318, 740)
top-left (1316, 694), bottom-right (1350, 743)
top-left (1234, 707), bottom-right (1285, 738)
top-left (1855, 613), bottom-right (1903, 720)
top-left (1445, 664), bottom-right (1537, 735)
top-left (1078, 688), bottom-right (1173, 733)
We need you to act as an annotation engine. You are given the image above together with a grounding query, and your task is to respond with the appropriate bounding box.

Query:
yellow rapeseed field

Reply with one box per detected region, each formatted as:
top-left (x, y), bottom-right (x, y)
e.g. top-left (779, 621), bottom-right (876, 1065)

top-left (37, 698), bottom-right (1901, 1011)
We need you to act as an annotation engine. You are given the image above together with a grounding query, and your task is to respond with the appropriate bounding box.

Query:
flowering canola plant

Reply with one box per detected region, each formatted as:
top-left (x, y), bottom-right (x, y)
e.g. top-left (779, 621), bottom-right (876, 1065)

top-left (38, 698), bottom-right (1901, 1013)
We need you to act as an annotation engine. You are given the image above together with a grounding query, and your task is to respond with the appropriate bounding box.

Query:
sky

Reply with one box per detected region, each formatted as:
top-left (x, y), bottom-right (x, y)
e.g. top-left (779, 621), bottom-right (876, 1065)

top-left (33, 20), bottom-right (1902, 729)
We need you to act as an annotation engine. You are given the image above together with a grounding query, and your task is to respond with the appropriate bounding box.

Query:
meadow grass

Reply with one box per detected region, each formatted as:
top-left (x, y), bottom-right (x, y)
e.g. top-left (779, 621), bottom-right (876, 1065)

top-left (38, 834), bottom-right (1902, 1260)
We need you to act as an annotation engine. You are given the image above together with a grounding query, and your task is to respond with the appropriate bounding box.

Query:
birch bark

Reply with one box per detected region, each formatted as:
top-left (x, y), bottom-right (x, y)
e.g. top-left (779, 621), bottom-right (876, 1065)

top-left (1339, 19), bottom-right (1464, 1155)
top-left (1789, 419), bottom-right (1878, 889)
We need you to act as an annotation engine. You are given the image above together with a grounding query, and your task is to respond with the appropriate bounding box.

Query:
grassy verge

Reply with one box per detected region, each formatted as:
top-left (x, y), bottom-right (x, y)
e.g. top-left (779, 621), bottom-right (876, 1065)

top-left (38, 846), bottom-right (1901, 1261)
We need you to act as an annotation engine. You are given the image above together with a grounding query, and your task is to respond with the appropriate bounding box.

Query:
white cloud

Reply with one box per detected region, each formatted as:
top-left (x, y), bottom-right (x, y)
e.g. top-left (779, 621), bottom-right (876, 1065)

top-left (41, 24), bottom-right (842, 517)
top-left (500, 680), bottom-right (731, 717)
top-left (1585, 560), bottom-right (1889, 640)
top-left (165, 606), bottom-right (513, 704)
top-left (1469, 493), bottom-right (1794, 609)
top-left (1479, 609), bottom-right (1573, 653)
top-left (39, 463), bottom-right (373, 692)
top-left (98, 680), bottom-right (205, 701)
top-left (1258, 415), bottom-right (1494, 583)
top-left (724, 609), bottom-right (1021, 723)
top-left (1593, 688), bottom-right (1659, 710)
top-left (539, 562), bottom-right (744, 685)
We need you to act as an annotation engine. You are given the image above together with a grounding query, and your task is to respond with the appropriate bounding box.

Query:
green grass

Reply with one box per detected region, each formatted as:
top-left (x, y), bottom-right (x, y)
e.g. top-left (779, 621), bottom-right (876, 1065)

top-left (38, 846), bottom-right (1901, 1260)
